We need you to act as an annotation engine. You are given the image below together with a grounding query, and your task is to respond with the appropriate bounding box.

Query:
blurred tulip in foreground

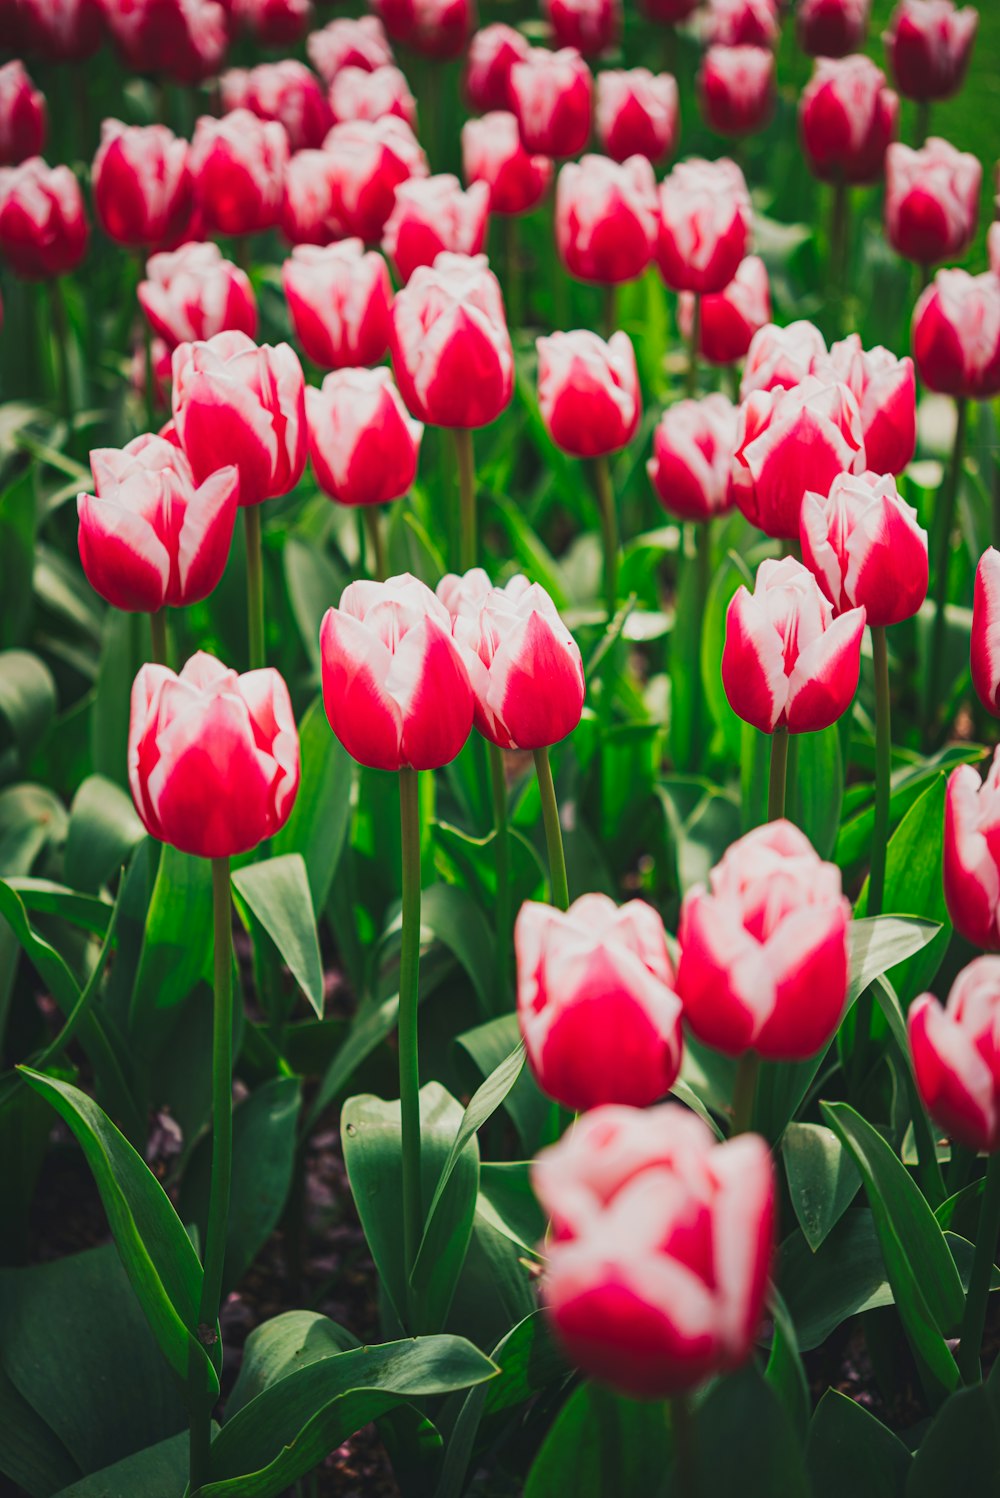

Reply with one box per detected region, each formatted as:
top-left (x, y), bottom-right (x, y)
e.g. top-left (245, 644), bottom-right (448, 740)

top-left (189, 110), bottom-right (287, 239)
top-left (643, 0), bottom-right (699, 18)
top-left (537, 330), bottom-right (640, 458)
top-left (702, 0), bottom-right (780, 48)
top-left (104, 0), bottom-right (228, 84)
top-left (799, 54), bottom-right (897, 185)
top-left (812, 333), bottom-right (916, 475)
top-left (382, 174), bottom-right (490, 284)
top-left (0, 61), bottom-right (46, 166)
top-left (800, 470), bottom-right (927, 627)
top-left (678, 256), bottom-right (770, 366)
top-left (282, 240), bottom-right (392, 370)
top-left (544, 0), bottom-right (620, 57)
top-left (797, 0), bottom-right (870, 56)
top-left (0, 157), bottom-right (87, 278)
top-left (883, 0), bottom-right (977, 102)
top-left (648, 394), bottom-right (739, 522)
top-left (912, 270), bottom-right (1000, 401)
top-left (18, 0), bottom-right (103, 59)
top-left (741, 318), bottom-right (827, 397)
top-left (656, 156), bottom-right (751, 295)
top-left (219, 61), bottom-right (333, 153)
top-left (595, 68), bottom-right (678, 165)
top-left (329, 64), bottom-right (417, 130)
top-left (92, 121), bottom-right (191, 250)
top-left (306, 368), bottom-right (421, 507)
top-left (884, 137), bottom-right (980, 267)
top-left (464, 23), bottom-right (530, 113)
top-left (555, 154), bottom-right (658, 285)
top-left (461, 112), bottom-right (552, 217)
top-left (698, 45), bottom-right (775, 138)
top-left (972, 549), bottom-right (1000, 718)
top-left (307, 15), bottom-right (393, 84)
top-left (510, 46), bottom-right (592, 159)
top-left (909, 958), bottom-right (1000, 1153)
top-left (139, 242), bottom-right (257, 350)
top-left (279, 150), bottom-right (343, 247)
top-left (372, 0), bottom-right (473, 59)
top-left (944, 751), bottom-right (1000, 951)
top-left (232, 0), bottom-right (311, 46)
top-left (323, 117), bottom-right (428, 244)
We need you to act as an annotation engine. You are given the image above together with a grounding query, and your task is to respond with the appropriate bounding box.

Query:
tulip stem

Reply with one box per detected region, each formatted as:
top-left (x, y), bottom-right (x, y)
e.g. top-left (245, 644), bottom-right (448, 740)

top-left (670, 1393), bottom-right (700, 1497)
top-left (143, 312), bottom-right (156, 432)
top-left (533, 746), bottom-right (569, 911)
top-left (768, 725), bottom-right (789, 821)
top-left (731, 1051), bottom-right (760, 1136)
top-left (364, 506), bottom-right (386, 582)
top-left (603, 282), bottom-right (617, 340)
top-left (149, 609), bottom-right (168, 668)
top-left (593, 453), bottom-right (618, 620)
top-left (829, 180), bottom-right (850, 337)
top-left (48, 278), bottom-right (71, 424)
top-left (927, 396), bottom-right (968, 733)
top-left (504, 214), bottom-right (523, 332)
top-left (398, 767), bottom-right (424, 1313)
top-left (957, 1149), bottom-right (1000, 1384)
top-left (686, 294), bottom-right (701, 398)
top-left (454, 427), bottom-right (477, 572)
top-left (869, 625), bottom-right (891, 917)
top-left (244, 506), bottom-right (266, 671)
top-left (914, 99), bottom-right (931, 148)
top-left (488, 742), bottom-right (512, 1009)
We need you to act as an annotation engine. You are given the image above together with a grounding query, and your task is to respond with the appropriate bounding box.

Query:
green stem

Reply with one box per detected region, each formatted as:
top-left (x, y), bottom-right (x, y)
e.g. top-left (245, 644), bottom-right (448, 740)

top-left (957, 1150), bottom-right (1000, 1384)
top-left (829, 180), bottom-right (849, 337)
top-left (869, 625), bottom-right (891, 917)
top-left (533, 746), bottom-right (569, 911)
top-left (593, 453), bottom-right (618, 620)
top-left (243, 506), bottom-right (266, 671)
top-left (731, 1051), bottom-right (760, 1136)
top-left (603, 281), bottom-right (617, 340)
top-left (143, 311), bottom-right (156, 431)
top-left (914, 99), bottom-right (931, 148)
top-left (927, 396), bottom-right (968, 731)
top-left (48, 278), bottom-right (71, 423)
top-left (768, 725), bottom-right (789, 821)
top-left (686, 293), bottom-right (701, 398)
top-left (454, 427), bottom-right (477, 572)
top-left (670, 1393), bottom-right (700, 1498)
top-left (488, 742), bottom-right (511, 1009)
top-left (503, 213), bottom-right (522, 332)
top-left (364, 505), bottom-right (386, 582)
top-left (398, 767), bottom-right (423, 1313)
top-left (149, 609), bottom-right (168, 668)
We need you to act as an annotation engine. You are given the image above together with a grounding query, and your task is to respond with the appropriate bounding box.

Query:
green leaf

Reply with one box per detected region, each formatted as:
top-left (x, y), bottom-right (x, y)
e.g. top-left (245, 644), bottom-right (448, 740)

top-left (4, 877), bottom-right (113, 935)
top-left (0, 1359), bottom-right (80, 1498)
top-left (284, 537), bottom-right (346, 673)
top-left (382, 882), bottom-right (496, 1020)
top-left (523, 1380), bottom-right (671, 1498)
top-left (0, 469), bottom-right (38, 648)
top-left (134, 845), bottom-right (213, 1013)
top-left (780, 1210), bottom-right (893, 1352)
top-left (786, 724), bottom-right (844, 861)
top-left (783, 1121), bottom-right (861, 1252)
top-left (0, 782), bottom-right (67, 877)
top-left (0, 649), bottom-right (56, 765)
top-left (806, 1388), bottom-right (911, 1498)
top-left (225, 1312), bottom-right (356, 1419)
top-left (271, 696), bottom-right (352, 912)
top-left (766, 1288), bottom-right (810, 1441)
top-left (232, 855), bottom-right (324, 1019)
top-left (695, 1364), bottom-right (810, 1498)
top-left (477, 1161), bottom-right (545, 1256)
top-left (90, 610), bottom-right (135, 790)
top-left (905, 1377), bottom-right (1000, 1494)
top-left (65, 775), bottom-right (145, 893)
top-left (455, 1013), bottom-right (551, 1154)
top-left (835, 745), bottom-right (983, 874)
top-left (55, 1431), bottom-right (196, 1497)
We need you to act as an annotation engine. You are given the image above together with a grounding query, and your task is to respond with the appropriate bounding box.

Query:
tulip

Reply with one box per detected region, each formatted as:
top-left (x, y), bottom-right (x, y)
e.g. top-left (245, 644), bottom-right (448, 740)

top-left (800, 55), bottom-right (898, 186)
top-left (544, 0), bottom-right (620, 57)
top-left (104, 0), bottom-right (228, 84)
top-left (884, 138), bottom-right (980, 268)
top-left (909, 959), bottom-right (1000, 1154)
top-left (382, 174), bottom-right (490, 284)
top-left (655, 157), bottom-right (751, 295)
top-left (219, 62), bottom-right (333, 153)
top-left (189, 111), bottom-right (287, 240)
top-left (732, 374), bottom-right (865, 539)
top-left (464, 23), bottom-right (530, 113)
top-left (912, 270), bottom-right (1000, 402)
top-left (883, 0), bottom-right (977, 103)
top-left (741, 318), bottom-right (827, 397)
top-left (307, 15), bottom-right (394, 84)
top-left (372, 0), bottom-right (473, 59)
top-left (555, 154), bottom-right (658, 288)
top-left (643, 0), bottom-right (699, 18)
top-left (18, 0), bottom-right (102, 59)
top-left (677, 256), bottom-right (770, 367)
top-left (812, 334), bottom-right (916, 475)
top-left (0, 157), bottom-right (87, 279)
top-left (595, 68), bottom-right (679, 166)
top-left (462, 111), bottom-right (552, 217)
top-left (944, 752), bottom-right (1000, 952)
top-left (0, 61), bottom-right (46, 167)
top-left (648, 394), bottom-right (738, 522)
top-left (282, 240), bottom-right (392, 370)
top-left (306, 367), bottom-right (422, 510)
top-left (510, 46), bottom-right (592, 159)
top-left (232, 0), bottom-right (310, 46)
top-left (699, 46), bottom-right (775, 138)
top-left (322, 117), bottom-right (428, 244)
top-left (797, 0), bottom-right (870, 56)
top-left (329, 64), bottom-right (417, 130)
top-left (279, 149), bottom-right (343, 247)
top-left (702, 0), bottom-right (780, 48)
top-left (138, 242), bottom-right (258, 351)
top-left (515, 895), bottom-right (682, 1111)
top-left (972, 549), bottom-right (1000, 718)
top-left (92, 121), bottom-right (191, 251)
top-left (532, 1104), bottom-right (775, 1397)
top-left (800, 471), bottom-right (927, 627)
top-left (677, 818), bottom-right (852, 1059)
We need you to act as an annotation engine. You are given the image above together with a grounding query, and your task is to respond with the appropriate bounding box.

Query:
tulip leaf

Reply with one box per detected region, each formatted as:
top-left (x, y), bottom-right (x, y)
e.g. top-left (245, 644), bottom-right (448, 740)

top-left (271, 696), bottom-right (353, 912)
top-left (780, 1210), bottom-right (894, 1352)
top-left (783, 1121), bottom-right (861, 1252)
top-left (456, 1013), bottom-right (552, 1154)
top-left (834, 744), bottom-right (984, 876)
top-left (53, 1430), bottom-right (193, 1498)
top-left (695, 1364), bottom-right (810, 1498)
top-left (0, 649), bottom-right (56, 765)
top-left (905, 1364), bottom-right (1000, 1495)
top-left (133, 844), bottom-right (214, 1013)
top-left (765, 1288), bottom-right (810, 1441)
top-left (786, 724), bottom-right (843, 861)
top-left (524, 1380), bottom-right (672, 1498)
top-left (806, 1388), bottom-right (911, 1498)
top-left (65, 774), bottom-right (146, 893)
top-left (0, 469), bottom-right (38, 650)
top-left (380, 881), bottom-right (496, 1020)
top-left (476, 1161), bottom-right (546, 1257)
top-left (232, 854), bottom-right (324, 1019)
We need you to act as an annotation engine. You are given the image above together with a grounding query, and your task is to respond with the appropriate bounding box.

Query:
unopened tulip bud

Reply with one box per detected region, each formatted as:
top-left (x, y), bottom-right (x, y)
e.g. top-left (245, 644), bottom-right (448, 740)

top-left (323, 116), bottom-right (428, 244)
top-left (372, 0), bottom-right (474, 59)
top-left (307, 15), bottom-right (393, 85)
top-left (648, 394), bottom-right (739, 522)
top-left (329, 64), bottom-right (417, 130)
top-left (741, 319), bottom-right (827, 397)
top-left (884, 0), bottom-right (977, 102)
top-left (703, 0), bottom-right (780, 48)
top-left (382, 174), bottom-right (490, 284)
top-left (233, 0), bottom-right (311, 46)
top-left (0, 157), bottom-right (87, 278)
top-left (282, 240), bottom-right (392, 370)
top-left (510, 46), bottom-right (592, 159)
top-left (139, 242), bottom-right (257, 350)
top-left (912, 270), bottom-right (1000, 400)
top-left (462, 111), bottom-right (552, 217)
top-left (220, 61), bottom-right (333, 153)
top-left (972, 549), bottom-right (1000, 718)
top-left (656, 157), bottom-right (751, 295)
top-left (307, 368), bottom-right (421, 507)
top-left (909, 958), bottom-right (1000, 1153)
top-left (555, 154), bottom-right (658, 285)
top-left (885, 137), bottom-right (980, 267)
top-left (189, 110), bottom-right (288, 239)
top-left (699, 45), bottom-right (775, 137)
top-left (800, 55), bottom-right (897, 185)
top-left (537, 329), bottom-right (641, 458)
top-left (0, 61), bottom-right (46, 166)
top-left (92, 120), bottom-right (191, 250)
top-left (797, 0), bottom-right (871, 56)
top-left (678, 256), bottom-right (771, 366)
top-left (104, 0), bottom-right (227, 83)
top-left (595, 68), bottom-right (679, 165)
top-left (464, 24), bottom-right (530, 113)
top-left (944, 751), bottom-right (1000, 951)
top-left (800, 470), bottom-right (927, 626)
top-left (544, 0), bottom-right (620, 57)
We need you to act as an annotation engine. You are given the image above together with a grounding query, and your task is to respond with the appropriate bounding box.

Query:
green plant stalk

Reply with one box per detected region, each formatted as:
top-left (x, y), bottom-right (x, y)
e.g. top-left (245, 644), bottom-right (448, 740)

top-left (731, 1051), bottom-right (760, 1136)
top-left (593, 452), bottom-right (618, 620)
top-left (244, 505), bottom-right (266, 671)
top-left (869, 624), bottom-right (891, 916)
top-left (398, 767), bottom-right (423, 1309)
top-left (488, 742), bottom-right (512, 1007)
top-left (503, 213), bottom-right (522, 331)
top-left (364, 505), bottom-right (386, 582)
top-left (149, 609), bottom-right (168, 668)
top-left (957, 1149), bottom-right (1000, 1384)
top-left (603, 281), bottom-right (617, 340)
top-left (927, 396), bottom-right (968, 729)
top-left (533, 746), bottom-right (569, 911)
top-left (670, 1392), bottom-right (700, 1497)
top-left (915, 99), bottom-right (931, 148)
top-left (143, 311), bottom-right (155, 432)
top-left (828, 179), bottom-right (850, 338)
top-left (686, 293), bottom-right (701, 398)
top-left (687, 521), bottom-right (711, 768)
top-left (48, 277), bottom-right (71, 423)
top-left (768, 725), bottom-right (789, 821)
top-left (454, 427), bottom-right (477, 572)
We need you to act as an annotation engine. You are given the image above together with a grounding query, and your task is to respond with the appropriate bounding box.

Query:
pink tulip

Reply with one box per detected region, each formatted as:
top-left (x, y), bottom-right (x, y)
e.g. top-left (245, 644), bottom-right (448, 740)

top-left (510, 46), bottom-right (592, 159)
top-left (912, 270), bottom-right (1000, 401)
top-left (884, 138), bottom-right (981, 267)
top-left (328, 64), bottom-right (417, 130)
top-left (515, 895), bottom-right (682, 1111)
top-left (282, 240), bottom-right (391, 371)
top-left (741, 319), bottom-right (828, 397)
top-left (189, 111), bottom-right (287, 239)
top-left (461, 111), bottom-right (552, 217)
top-left (129, 652), bottom-right (300, 858)
top-left (555, 154), bottom-right (658, 285)
top-left (797, 0), bottom-right (871, 56)
top-left (171, 332), bottom-right (306, 508)
top-left (944, 752), bottom-right (1000, 951)
top-left (219, 62), bottom-right (333, 153)
top-left (320, 573), bottom-right (475, 771)
top-left (78, 435), bottom-right (238, 614)
top-left (702, 0), bottom-right (780, 47)
top-left (307, 16), bottom-right (393, 85)
top-left (595, 68), bottom-right (679, 165)
top-left (909, 958), bottom-right (1000, 1153)
top-left (437, 569), bottom-right (586, 750)
top-left (811, 334), bottom-right (916, 475)
top-left (884, 0), bottom-right (977, 101)
top-left (972, 548), bottom-right (1000, 718)
top-left (279, 150), bottom-right (344, 248)
top-left (648, 394), bottom-right (739, 522)
top-left (372, 0), bottom-right (473, 59)
top-left (138, 242), bottom-right (257, 351)
top-left (382, 174), bottom-right (490, 284)
top-left (0, 61), bottom-right (46, 166)
top-left (656, 157), bottom-right (751, 295)
top-left (92, 120), bottom-right (191, 250)
top-left (322, 117), bottom-right (428, 244)
top-left (678, 256), bottom-right (771, 366)
top-left (699, 46), bottom-right (775, 137)
top-left (0, 157), bottom-right (87, 279)
top-left (544, 0), bottom-right (620, 57)
top-left (390, 252), bottom-right (513, 429)
top-left (537, 330), bottom-right (640, 458)
top-left (800, 471), bottom-right (928, 627)
top-left (306, 368), bottom-right (421, 507)
top-left (677, 819), bottom-right (852, 1058)
top-left (18, 0), bottom-right (103, 59)
top-left (232, 0), bottom-right (310, 46)
top-left (799, 55), bottom-right (898, 185)
top-left (104, 0), bottom-right (228, 83)
top-left (532, 1103), bottom-right (774, 1397)
top-left (722, 556), bottom-right (866, 732)
top-left (464, 23), bottom-right (530, 113)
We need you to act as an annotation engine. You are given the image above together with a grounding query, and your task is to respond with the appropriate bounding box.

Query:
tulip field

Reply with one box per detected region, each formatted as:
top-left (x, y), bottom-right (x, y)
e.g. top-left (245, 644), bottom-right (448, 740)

top-left (3, 0), bottom-right (1000, 1492)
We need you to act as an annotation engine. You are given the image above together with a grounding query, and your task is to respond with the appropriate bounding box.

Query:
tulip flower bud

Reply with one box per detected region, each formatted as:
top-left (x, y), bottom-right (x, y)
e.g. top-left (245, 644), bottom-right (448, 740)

top-left (810, 334), bottom-right (916, 475)
top-left (537, 329), bottom-right (641, 458)
top-left (912, 270), bottom-right (1000, 401)
top-left (703, 0), bottom-right (780, 48)
top-left (797, 0), bottom-right (871, 56)
top-left (382, 174), bottom-right (490, 284)
top-left (462, 111), bottom-right (552, 217)
top-left (510, 46), bottom-right (592, 159)
top-left (0, 157), bottom-right (87, 279)
top-left (677, 819), bottom-right (852, 1057)
top-left (655, 157), bottom-right (751, 295)
top-left (308, 16), bottom-right (394, 85)
top-left (699, 45), bottom-right (775, 138)
top-left (232, 0), bottom-right (311, 47)
top-left (555, 154), bottom-right (658, 286)
top-left (19, 0), bottom-right (103, 60)
top-left (329, 64), bottom-right (417, 130)
top-left (282, 240), bottom-right (392, 371)
top-left (372, 0), bottom-right (473, 59)
top-left (884, 139), bottom-right (980, 268)
top-left (643, 0), bottom-right (699, 19)
top-left (972, 549), bottom-right (1000, 718)
top-left (532, 1103), bottom-right (775, 1397)
top-left (323, 117), bottom-right (428, 244)
top-left (129, 652), bottom-right (300, 859)
top-left (543, 0), bottom-right (620, 57)
top-left (139, 242), bottom-right (257, 351)
top-left (595, 68), bottom-right (679, 165)
top-left (92, 121), bottom-right (192, 250)
top-left (464, 23), bottom-right (531, 113)
top-left (678, 256), bottom-right (771, 367)
top-left (78, 435), bottom-right (238, 614)
top-left (437, 569), bottom-right (586, 750)
top-left (307, 368), bottom-right (421, 507)
top-left (515, 895), bottom-right (682, 1111)
top-left (220, 62), bottom-right (333, 153)
top-left (944, 751), bottom-right (1000, 951)
top-left (0, 61), bottom-right (46, 166)
top-left (800, 55), bottom-right (898, 185)
top-left (104, 0), bottom-right (228, 84)
top-left (723, 556), bottom-right (865, 733)
top-left (320, 573), bottom-right (475, 770)
top-left (390, 252), bottom-right (513, 429)
top-left (884, 0), bottom-right (977, 102)
top-left (279, 150), bottom-right (344, 248)
top-left (172, 332), bottom-right (307, 508)
top-left (648, 394), bottom-right (738, 522)
top-left (741, 319), bottom-right (828, 397)
top-left (800, 471), bottom-right (928, 627)
top-left (909, 959), bottom-right (1000, 1153)
top-left (189, 111), bottom-right (287, 240)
